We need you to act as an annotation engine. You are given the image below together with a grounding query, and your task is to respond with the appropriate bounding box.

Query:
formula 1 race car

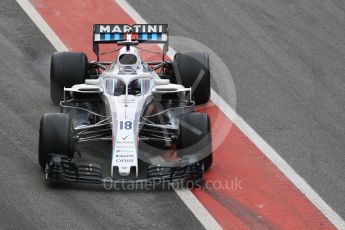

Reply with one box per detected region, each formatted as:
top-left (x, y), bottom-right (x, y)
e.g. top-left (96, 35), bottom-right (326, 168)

top-left (39, 24), bottom-right (212, 185)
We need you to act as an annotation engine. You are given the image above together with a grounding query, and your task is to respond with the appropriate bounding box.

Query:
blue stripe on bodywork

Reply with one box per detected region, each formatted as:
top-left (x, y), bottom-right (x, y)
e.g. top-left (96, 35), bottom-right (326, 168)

top-left (100, 33), bottom-right (105, 41)
top-left (151, 33), bottom-right (158, 40)
top-left (114, 33), bottom-right (120, 40)
top-left (104, 33), bottom-right (111, 41)
top-left (141, 33), bottom-right (148, 40)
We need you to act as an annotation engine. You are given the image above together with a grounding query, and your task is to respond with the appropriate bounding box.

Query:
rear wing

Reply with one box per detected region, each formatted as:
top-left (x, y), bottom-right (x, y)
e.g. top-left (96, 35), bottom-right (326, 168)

top-left (93, 24), bottom-right (168, 60)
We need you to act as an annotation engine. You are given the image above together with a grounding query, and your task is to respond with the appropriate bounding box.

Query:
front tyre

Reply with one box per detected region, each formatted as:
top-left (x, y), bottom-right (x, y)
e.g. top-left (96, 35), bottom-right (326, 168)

top-left (38, 113), bottom-right (74, 169)
top-left (177, 112), bottom-right (213, 171)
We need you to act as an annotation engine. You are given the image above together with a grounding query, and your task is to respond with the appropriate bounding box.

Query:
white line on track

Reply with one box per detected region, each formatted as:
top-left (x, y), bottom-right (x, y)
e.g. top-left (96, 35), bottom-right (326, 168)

top-left (16, 0), bottom-right (345, 228)
top-left (16, 0), bottom-right (68, 52)
top-left (116, 0), bottom-right (345, 229)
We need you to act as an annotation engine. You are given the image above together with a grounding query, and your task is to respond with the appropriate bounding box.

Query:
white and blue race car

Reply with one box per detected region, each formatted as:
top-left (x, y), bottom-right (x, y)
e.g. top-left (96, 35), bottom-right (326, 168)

top-left (39, 24), bottom-right (212, 184)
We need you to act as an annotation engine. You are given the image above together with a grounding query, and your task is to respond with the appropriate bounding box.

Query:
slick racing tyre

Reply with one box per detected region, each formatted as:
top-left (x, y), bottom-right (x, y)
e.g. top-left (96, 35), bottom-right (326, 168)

top-left (177, 112), bottom-right (213, 171)
top-left (38, 113), bottom-right (74, 169)
top-left (173, 51), bottom-right (210, 105)
top-left (50, 51), bottom-right (88, 105)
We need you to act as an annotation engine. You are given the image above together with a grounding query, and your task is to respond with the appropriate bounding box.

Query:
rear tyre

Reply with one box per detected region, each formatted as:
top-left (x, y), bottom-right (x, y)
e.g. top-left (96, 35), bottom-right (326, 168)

top-left (50, 51), bottom-right (88, 105)
top-left (173, 51), bottom-right (210, 105)
top-left (177, 112), bottom-right (213, 171)
top-left (38, 113), bottom-right (74, 170)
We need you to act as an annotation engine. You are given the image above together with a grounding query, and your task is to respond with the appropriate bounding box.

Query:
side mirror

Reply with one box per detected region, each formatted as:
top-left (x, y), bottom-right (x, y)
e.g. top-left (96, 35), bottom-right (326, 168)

top-left (154, 78), bottom-right (170, 86)
top-left (85, 79), bottom-right (101, 85)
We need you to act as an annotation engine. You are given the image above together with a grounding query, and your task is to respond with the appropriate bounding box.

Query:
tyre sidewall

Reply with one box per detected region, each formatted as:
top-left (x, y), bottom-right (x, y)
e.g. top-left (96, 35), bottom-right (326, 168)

top-left (177, 112), bottom-right (213, 169)
top-left (38, 113), bottom-right (74, 169)
top-left (50, 52), bottom-right (88, 104)
top-left (173, 51), bottom-right (210, 105)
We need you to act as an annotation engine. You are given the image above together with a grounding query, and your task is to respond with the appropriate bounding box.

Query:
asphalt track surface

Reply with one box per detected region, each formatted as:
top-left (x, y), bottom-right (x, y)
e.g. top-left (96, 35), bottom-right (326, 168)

top-left (127, 0), bottom-right (345, 219)
top-left (0, 0), bottom-right (205, 229)
top-left (0, 0), bottom-right (344, 229)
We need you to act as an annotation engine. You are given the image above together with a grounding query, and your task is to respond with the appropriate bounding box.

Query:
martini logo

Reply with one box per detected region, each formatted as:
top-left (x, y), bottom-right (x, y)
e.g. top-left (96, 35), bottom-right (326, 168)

top-left (95, 24), bottom-right (168, 34)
